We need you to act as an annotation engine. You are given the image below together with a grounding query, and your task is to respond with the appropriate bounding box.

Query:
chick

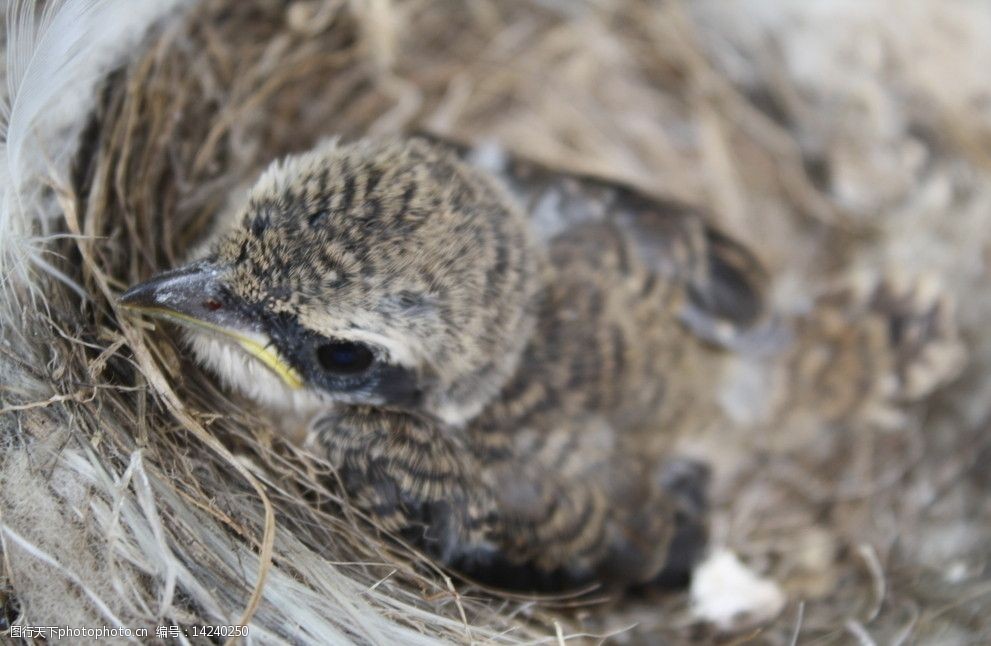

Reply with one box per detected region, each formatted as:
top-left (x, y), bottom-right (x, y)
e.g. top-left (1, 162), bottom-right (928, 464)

top-left (120, 137), bottom-right (964, 591)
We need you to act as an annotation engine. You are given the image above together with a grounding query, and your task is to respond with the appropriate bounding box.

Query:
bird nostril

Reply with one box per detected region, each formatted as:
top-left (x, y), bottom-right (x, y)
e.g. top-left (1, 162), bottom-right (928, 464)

top-left (203, 299), bottom-right (223, 311)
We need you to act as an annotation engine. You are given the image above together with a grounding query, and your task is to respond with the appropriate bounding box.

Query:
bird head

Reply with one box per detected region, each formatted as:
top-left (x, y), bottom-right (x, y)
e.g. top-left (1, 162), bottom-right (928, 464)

top-left (121, 138), bottom-right (541, 425)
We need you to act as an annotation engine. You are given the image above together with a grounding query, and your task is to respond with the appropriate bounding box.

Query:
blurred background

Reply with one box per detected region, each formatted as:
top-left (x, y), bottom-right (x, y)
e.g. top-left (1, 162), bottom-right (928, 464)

top-left (2, 0), bottom-right (991, 643)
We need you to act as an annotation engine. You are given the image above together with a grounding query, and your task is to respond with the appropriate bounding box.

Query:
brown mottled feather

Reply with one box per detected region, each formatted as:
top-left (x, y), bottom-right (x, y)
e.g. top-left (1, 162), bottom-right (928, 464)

top-left (129, 136), bottom-right (964, 592)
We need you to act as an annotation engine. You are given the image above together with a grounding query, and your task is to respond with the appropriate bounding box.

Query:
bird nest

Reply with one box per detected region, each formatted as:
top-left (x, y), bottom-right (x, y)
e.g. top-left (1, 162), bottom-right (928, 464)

top-left (3, 0), bottom-right (991, 643)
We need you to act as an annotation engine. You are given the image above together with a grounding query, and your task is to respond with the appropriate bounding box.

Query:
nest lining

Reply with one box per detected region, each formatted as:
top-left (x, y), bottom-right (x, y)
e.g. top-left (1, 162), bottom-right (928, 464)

top-left (3, 0), bottom-right (991, 643)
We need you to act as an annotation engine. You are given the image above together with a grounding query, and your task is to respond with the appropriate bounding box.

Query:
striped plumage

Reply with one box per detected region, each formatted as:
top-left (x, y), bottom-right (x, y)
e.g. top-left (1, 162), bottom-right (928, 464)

top-left (121, 136), bottom-right (964, 591)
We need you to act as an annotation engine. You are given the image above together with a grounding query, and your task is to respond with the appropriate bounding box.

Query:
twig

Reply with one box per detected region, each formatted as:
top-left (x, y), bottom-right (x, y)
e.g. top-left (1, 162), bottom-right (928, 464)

top-left (445, 574), bottom-right (475, 645)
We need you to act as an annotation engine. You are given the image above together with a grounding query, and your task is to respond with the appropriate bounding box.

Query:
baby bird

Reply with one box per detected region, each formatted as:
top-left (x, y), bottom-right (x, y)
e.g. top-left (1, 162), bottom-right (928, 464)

top-left (120, 137), bottom-right (964, 591)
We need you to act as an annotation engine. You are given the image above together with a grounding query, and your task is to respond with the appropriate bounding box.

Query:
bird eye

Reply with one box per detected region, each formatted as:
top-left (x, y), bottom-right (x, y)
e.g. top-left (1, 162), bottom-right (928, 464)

top-left (316, 341), bottom-right (375, 375)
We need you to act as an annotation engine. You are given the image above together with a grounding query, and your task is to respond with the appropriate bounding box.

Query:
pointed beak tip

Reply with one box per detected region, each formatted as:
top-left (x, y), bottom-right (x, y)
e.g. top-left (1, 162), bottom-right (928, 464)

top-left (117, 261), bottom-right (222, 313)
top-left (115, 264), bottom-right (252, 335)
top-left (117, 280), bottom-right (159, 311)
top-left (118, 287), bottom-right (138, 307)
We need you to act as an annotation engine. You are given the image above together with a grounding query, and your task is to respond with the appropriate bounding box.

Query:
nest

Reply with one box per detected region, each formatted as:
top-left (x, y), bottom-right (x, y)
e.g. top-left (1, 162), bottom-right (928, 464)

top-left (3, 0), bottom-right (991, 642)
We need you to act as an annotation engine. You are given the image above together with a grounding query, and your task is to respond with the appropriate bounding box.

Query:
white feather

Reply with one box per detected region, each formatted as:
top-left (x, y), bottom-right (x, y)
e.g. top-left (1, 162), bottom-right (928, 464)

top-left (185, 329), bottom-right (330, 415)
top-left (0, 0), bottom-right (189, 300)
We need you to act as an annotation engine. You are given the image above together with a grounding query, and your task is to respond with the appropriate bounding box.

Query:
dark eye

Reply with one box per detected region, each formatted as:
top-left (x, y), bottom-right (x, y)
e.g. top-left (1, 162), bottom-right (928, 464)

top-left (316, 341), bottom-right (375, 375)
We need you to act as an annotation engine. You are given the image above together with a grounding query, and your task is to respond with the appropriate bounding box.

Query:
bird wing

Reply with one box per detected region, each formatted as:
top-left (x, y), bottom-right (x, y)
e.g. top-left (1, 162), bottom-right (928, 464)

top-left (412, 131), bottom-right (773, 350)
top-left (479, 156), bottom-right (770, 352)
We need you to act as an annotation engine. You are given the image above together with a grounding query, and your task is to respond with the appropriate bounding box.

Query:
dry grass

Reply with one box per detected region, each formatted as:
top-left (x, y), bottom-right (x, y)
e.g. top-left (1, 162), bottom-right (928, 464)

top-left (3, 0), bottom-right (991, 643)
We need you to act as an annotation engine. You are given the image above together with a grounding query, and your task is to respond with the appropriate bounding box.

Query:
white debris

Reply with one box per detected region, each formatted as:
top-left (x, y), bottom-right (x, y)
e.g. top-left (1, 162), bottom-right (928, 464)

top-left (690, 549), bottom-right (786, 632)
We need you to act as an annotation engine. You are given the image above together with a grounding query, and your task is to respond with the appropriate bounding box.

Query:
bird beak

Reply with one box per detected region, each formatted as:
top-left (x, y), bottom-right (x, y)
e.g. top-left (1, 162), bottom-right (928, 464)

top-left (120, 261), bottom-right (235, 326)
top-left (119, 261), bottom-right (304, 389)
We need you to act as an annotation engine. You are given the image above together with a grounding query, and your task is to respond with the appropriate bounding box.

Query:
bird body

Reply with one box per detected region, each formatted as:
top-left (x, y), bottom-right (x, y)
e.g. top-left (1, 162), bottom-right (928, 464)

top-left (121, 137), bottom-right (963, 591)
